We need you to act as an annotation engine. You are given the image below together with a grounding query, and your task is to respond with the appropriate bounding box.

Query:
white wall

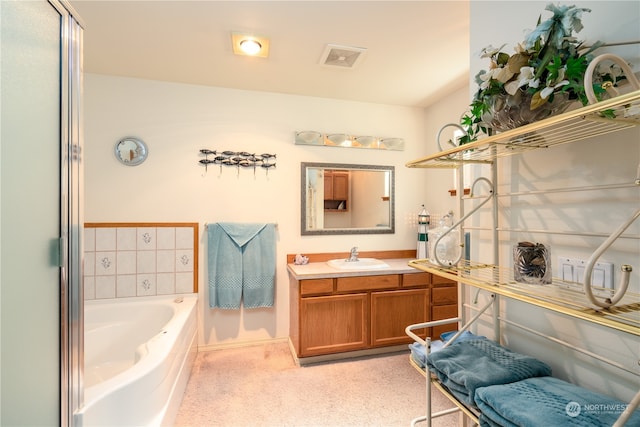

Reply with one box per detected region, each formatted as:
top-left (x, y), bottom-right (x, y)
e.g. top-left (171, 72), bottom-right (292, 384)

top-left (468, 1), bottom-right (640, 403)
top-left (84, 74), bottom-right (470, 349)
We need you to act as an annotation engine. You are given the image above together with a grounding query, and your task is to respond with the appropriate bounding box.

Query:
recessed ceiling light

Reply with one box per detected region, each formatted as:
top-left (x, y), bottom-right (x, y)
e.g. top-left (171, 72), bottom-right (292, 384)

top-left (231, 32), bottom-right (270, 58)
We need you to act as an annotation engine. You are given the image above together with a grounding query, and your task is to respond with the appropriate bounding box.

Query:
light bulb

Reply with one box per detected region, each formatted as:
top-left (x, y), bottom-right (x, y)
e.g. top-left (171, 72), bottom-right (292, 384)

top-left (239, 39), bottom-right (262, 55)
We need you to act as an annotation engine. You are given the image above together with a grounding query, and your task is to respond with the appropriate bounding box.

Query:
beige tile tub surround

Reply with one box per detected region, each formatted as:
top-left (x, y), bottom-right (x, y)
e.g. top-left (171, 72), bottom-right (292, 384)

top-left (84, 223), bottom-right (199, 299)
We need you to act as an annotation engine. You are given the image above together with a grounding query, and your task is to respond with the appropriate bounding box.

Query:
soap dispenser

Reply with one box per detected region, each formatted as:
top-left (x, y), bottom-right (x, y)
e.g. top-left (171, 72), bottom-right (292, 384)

top-left (428, 212), bottom-right (461, 266)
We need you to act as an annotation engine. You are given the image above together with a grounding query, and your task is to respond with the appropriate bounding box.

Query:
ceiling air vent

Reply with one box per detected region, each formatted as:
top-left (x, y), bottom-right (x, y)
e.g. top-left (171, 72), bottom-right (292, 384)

top-left (319, 44), bottom-right (367, 69)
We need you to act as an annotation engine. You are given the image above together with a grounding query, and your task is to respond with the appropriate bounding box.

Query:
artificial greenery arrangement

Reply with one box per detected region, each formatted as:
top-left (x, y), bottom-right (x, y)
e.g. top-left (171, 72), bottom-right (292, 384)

top-left (459, 3), bottom-right (624, 144)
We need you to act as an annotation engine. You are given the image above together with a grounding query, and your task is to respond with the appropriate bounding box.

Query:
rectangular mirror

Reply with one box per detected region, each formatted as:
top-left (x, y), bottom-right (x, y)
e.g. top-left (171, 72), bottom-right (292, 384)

top-left (301, 162), bottom-right (395, 235)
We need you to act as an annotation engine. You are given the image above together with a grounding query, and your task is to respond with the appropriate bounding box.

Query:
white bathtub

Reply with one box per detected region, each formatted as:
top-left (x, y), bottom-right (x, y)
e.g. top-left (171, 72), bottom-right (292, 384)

top-left (78, 294), bottom-right (198, 427)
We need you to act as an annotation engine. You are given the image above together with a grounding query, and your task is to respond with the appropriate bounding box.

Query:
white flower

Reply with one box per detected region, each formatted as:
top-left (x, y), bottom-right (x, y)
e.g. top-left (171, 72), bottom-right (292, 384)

top-left (478, 67), bottom-right (512, 89)
top-left (504, 80), bottom-right (519, 95)
top-left (539, 67), bottom-right (570, 99)
top-left (478, 71), bottom-right (493, 90)
top-left (480, 44), bottom-right (506, 59)
top-left (504, 66), bottom-right (539, 95)
top-left (493, 67), bottom-right (514, 84)
top-left (540, 80), bottom-right (569, 99)
top-left (513, 42), bottom-right (527, 54)
top-left (518, 66), bottom-right (536, 83)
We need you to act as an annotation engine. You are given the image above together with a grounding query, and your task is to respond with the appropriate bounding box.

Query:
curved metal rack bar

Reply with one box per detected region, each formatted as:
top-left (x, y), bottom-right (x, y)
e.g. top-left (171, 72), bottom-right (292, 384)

top-left (406, 90), bottom-right (640, 169)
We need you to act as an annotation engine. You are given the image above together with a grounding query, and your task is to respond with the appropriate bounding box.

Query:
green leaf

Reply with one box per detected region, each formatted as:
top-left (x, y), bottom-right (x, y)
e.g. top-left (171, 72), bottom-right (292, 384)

top-left (564, 56), bottom-right (588, 81)
top-left (545, 55), bottom-right (563, 82)
top-left (496, 52), bottom-right (510, 66)
top-left (530, 92), bottom-right (548, 110)
top-left (600, 108), bottom-right (617, 119)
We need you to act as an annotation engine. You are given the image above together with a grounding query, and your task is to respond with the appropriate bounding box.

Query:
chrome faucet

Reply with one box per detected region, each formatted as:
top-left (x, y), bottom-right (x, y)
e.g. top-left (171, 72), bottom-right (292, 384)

top-left (347, 246), bottom-right (359, 262)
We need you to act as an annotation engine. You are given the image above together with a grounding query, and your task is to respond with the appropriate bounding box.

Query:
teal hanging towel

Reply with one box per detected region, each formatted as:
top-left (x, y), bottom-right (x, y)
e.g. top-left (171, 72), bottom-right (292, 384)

top-left (207, 222), bottom-right (276, 309)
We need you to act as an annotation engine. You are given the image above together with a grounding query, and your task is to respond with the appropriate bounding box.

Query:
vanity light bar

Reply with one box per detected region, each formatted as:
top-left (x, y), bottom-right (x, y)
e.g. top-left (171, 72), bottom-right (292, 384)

top-left (294, 131), bottom-right (404, 151)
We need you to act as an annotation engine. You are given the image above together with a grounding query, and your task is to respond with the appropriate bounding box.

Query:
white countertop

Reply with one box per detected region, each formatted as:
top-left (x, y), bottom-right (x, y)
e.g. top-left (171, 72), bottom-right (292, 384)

top-left (287, 258), bottom-right (421, 280)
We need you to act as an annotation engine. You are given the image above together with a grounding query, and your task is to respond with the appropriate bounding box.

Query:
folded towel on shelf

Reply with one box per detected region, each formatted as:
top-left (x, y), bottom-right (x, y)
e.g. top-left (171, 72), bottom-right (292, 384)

top-left (440, 330), bottom-right (485, 344)
top-left (475, 376), bottom-right (640, 427)
top-left (409, 341), bottom-right (444, 368)
top-left (426, 339), bottom-right (552, 407)
top-left (409, 331), bottom-right (485, 369)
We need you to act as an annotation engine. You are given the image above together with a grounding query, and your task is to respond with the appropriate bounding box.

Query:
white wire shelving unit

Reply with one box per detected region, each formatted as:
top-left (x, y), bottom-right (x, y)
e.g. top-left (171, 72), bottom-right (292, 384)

top-left (407, 89), bottom-right (640, 325)
top-left (404, 89), bottom-right (640, 427)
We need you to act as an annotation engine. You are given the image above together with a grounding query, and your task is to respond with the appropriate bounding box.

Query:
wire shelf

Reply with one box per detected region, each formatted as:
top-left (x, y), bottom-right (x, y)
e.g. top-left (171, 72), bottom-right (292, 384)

top-left (408, 357), bottom-right (481, 424)
top-left (408, 259), bottom-right (640, 336)
top-left (406, 90), bottom-right (640, 169)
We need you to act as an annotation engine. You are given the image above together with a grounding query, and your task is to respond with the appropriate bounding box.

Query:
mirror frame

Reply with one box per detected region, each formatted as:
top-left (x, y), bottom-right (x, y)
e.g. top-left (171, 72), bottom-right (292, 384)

top-left (301, 162), bottom-right (395, 235)
top-left (115, 137), bottom-right (148, 166)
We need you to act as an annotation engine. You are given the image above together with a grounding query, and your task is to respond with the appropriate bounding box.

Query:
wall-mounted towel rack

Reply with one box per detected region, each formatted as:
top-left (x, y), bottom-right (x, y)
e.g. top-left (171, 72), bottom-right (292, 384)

top-left (198, 149), bottom-right (276, 177)
top-left (205, 222), bottom-right (278, 230)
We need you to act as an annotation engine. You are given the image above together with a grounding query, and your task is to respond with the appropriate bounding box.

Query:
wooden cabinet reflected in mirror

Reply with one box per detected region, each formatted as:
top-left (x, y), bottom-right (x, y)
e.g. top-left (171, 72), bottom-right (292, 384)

top-left (324, 170), bottom-right (349, 211)
top-left (301, 162), bottom-right (394, 235)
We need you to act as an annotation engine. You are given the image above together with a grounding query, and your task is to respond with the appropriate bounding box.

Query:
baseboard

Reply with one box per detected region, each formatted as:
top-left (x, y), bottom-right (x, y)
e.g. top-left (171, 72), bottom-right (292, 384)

top-left (197, 338), bottom-right (408, 366)
top-left (290, 342), bottom-right (409, 366)
top-left (197, 337), bottom-right (289, 353)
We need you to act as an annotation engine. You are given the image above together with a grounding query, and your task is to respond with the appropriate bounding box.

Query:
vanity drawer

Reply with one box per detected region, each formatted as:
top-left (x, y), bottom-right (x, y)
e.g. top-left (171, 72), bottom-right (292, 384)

top-left (432, 286), bottom-right (458, 305)
top-left (432, 275), bottom-right (457, 285)
top-left (337, 274), bottom-right (400, 292)
top-left (300, 278), bottom-right (334, 296)
top-left (403, 272), bottom-right (431, 287)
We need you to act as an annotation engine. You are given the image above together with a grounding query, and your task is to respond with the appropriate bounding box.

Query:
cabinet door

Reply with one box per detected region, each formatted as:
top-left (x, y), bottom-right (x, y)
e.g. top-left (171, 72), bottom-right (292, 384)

top-left (332, 173), bottom-right (349, 200)
top-left (300, 294), bottom-right (368, 356)
top-left (371, 289), bottom-right (429, 347)
top-left (323, 173), bottom-right (333, 201)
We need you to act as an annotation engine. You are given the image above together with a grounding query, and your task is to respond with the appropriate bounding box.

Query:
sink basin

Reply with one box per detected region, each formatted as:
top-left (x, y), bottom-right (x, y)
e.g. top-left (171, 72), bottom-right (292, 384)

top-left (326, 258), bottom-right (390, 270)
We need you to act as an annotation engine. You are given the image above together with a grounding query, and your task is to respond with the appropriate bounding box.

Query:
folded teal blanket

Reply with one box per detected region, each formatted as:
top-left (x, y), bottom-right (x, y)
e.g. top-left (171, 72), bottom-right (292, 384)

top-left (440, 330), bottom-right (486, 344)
top-left (426, 339), bottom-right (552, 407)
top-left (410, 341), bottom-right (443, 369)
top-left (475, 376), bottom-right (640, 427)
top-left (409, 331), bottom-right (484, 368)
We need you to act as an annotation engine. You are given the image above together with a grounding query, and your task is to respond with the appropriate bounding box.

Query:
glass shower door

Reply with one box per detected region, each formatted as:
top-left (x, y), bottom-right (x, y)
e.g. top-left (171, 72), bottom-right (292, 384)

top-left (1, 1), bottom-right (83, 426)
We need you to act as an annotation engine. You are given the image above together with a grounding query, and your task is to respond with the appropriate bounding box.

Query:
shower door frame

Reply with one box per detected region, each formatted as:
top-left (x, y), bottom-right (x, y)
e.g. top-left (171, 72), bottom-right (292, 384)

top-left (52, 1), bottom-right (84, 426)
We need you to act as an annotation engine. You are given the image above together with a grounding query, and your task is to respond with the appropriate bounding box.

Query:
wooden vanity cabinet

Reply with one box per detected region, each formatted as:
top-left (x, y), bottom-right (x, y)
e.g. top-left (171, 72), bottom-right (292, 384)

top-left (289, 269), bottom-right (457, 360)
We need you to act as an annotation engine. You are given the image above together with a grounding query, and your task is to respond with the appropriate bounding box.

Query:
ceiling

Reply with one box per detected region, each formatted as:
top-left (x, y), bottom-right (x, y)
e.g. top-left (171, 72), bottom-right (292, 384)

top-left (69, 1), bottom-right (470, 108)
